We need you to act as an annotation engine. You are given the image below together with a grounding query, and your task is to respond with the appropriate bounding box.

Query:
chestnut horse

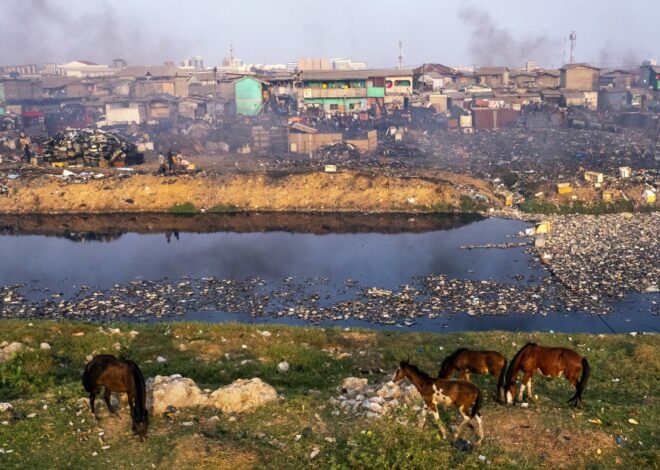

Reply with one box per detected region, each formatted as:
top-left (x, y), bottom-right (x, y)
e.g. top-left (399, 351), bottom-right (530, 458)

top-left (82, 354), bottom-right (149, 440)
top-left (438, 348), bottom-right (508, 402)
top-left (393, 360), bottom-right (484, 444)
top-left (504, 343), bottom-right (590, 408)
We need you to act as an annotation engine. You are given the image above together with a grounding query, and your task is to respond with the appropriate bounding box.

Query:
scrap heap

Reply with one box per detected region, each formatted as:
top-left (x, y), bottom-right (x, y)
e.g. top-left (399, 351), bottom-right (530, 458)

top-left (41, 128), bottom-right (143, 167)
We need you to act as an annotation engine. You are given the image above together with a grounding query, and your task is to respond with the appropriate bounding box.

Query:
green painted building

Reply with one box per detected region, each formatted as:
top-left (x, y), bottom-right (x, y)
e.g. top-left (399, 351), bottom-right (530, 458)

top-left (234, 77), bottom-right (264, 116)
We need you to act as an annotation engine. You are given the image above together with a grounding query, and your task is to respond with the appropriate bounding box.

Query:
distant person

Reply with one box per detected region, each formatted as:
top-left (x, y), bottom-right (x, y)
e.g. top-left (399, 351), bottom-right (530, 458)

top-left (157, 152), bottom-right (167, 174)
top-left (166, 149), bottom-right (174, 171)
top-left (23, 144), bottom-right (31, 163)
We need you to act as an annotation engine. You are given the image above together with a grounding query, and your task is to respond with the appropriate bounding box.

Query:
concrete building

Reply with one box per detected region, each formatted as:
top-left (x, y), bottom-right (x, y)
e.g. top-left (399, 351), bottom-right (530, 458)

top-left (59, 60), bottom-right (116, 78)
top-left (559, 63), bottom-right (600, 91)
top-left (234, 77), bottom-right (265, 116)
top-left (297, 58), bottom-right (332, 71)
top-left (476, 67), bottom-right (510, 87)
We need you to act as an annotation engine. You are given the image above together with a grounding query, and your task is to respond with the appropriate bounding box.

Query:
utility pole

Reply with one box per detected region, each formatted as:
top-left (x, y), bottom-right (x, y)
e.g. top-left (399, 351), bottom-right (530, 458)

top-left (569, 31), bottom-right (576, 64)
top-left (398, 41), bottom-right (403, 69)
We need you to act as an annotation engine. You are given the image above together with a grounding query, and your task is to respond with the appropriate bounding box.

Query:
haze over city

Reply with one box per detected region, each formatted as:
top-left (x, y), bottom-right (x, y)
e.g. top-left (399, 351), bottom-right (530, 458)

top-left (1, 0), bottom-right (657, 68)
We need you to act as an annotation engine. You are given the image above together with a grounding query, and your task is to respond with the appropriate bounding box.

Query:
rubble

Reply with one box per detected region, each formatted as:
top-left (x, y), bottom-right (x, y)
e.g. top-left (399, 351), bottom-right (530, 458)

top-left (537, 213), bottom-right (660, 298)
top-left (41, 128), bottom-right (143, 167)
top-left (332, 379), bottom-right (419, 419)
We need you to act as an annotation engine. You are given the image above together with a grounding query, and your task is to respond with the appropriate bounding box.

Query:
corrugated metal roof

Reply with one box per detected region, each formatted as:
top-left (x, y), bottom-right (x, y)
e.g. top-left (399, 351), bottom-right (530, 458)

top-left (560, 63), bottom-right (600, 71)
top-left (477, 67), bottom-right (509, 75)
top-left (298, 68), bottom-right (413, 81)
top-left (114, 66), bottom-right (190, 78)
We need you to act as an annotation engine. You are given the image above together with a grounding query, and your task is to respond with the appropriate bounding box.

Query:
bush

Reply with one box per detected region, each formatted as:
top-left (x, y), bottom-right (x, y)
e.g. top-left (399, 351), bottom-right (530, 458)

top-left (208, 203), bottom-right (239, 213)
top-left (501, 171), bottom-right (519, 189)
top-left (168, 202), bottom-right (196, 214)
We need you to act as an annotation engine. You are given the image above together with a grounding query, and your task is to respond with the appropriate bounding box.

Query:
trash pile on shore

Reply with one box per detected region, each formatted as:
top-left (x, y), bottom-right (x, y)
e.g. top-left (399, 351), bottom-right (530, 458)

top-left (538, 212), bottom-right (659, 297)
top-left (41, 129), bottom-right (143, 166)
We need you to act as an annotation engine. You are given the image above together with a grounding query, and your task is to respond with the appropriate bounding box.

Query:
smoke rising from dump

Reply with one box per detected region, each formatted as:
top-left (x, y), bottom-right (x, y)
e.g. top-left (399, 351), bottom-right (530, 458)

top-left (0, 0), bottom-right (192, 66)
top-left (458, 5), bottom-right (560, 67)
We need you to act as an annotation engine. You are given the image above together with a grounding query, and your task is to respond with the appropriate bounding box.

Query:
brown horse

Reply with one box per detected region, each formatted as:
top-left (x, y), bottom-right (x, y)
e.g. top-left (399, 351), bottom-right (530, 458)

top-left (393, 360), bottom-right (484, 444)
top-left (438, 348), bottom-right (508, 402)
top-left (82, 354), bottom-right (149, 440)
top-left (504, 343), bottom-right (590, 408)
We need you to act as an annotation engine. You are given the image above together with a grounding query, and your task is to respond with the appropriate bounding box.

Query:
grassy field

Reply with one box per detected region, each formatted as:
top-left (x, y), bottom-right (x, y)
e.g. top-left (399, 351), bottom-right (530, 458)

top-left (0, 320), bottom-right (657, 469)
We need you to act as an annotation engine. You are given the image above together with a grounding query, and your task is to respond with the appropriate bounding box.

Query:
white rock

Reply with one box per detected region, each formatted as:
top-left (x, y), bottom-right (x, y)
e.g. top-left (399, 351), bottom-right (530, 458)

top-left (209, 378), bottom-right (277, 413)
top-left (0, 403), bottom-right (13, 412)
top-left (339, 377), bottom-right (368, 393)
top-left (310, 446), bottom-right (320, 459)
top-left (146, 374), bottom-right (208, 414)
top-left (277, 361), bottom-right (290, 373)
top-left (156, 356), bottom-right (167, 363)
top-left (0, 342), bottom-right (23, 363)
top-left (39, 343), bottom-right (51, 351)
top-left (362, 401), bottom-right (384, 413)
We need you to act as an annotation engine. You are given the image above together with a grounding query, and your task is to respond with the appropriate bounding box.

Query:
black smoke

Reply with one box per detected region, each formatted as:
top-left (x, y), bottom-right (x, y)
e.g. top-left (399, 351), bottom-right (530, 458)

top-left (457, 5), bottom-right (560, 67)
top-left (0, 0), bottom-right (192, 66)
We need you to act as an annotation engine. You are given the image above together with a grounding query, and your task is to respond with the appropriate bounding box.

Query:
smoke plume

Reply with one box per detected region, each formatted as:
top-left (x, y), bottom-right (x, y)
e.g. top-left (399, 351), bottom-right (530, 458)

top-left (457, 5), bottom-right (560, 67)
top-left (0, 0), bottom-right (192, 66)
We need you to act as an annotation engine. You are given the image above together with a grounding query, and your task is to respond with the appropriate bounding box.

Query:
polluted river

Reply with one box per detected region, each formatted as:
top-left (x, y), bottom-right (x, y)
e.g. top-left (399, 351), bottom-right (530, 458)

top-left (0, 212), bottom-right (657, 334)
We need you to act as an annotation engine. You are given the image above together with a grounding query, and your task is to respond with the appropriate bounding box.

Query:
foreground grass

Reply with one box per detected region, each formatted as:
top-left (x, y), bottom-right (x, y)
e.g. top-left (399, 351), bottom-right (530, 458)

top-left (0, 320), bottom-right (657, 469)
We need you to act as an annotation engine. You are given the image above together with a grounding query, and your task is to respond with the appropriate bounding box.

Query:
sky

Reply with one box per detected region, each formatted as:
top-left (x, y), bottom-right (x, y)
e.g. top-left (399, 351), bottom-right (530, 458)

top-left (1, 0), bottom-right (657, 69)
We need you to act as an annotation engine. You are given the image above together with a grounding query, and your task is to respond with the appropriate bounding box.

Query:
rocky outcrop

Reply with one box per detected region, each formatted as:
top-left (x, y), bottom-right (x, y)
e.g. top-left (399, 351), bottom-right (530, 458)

top-left (209, 378), bottom-right (278, 413)
top-left (146, 375), bottom-right (277, 415)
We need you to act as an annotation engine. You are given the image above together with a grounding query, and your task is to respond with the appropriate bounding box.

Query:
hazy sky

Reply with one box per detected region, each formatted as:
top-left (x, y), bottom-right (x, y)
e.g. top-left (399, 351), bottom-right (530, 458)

top-left (1, 0), bottom-right (657, 69)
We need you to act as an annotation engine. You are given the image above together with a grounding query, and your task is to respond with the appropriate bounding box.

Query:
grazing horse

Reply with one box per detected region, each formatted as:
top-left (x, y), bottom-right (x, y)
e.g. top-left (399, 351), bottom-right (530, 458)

top-left (393, 360), bottom-right (484, 444)
top-left (504, 343), bottom-right (590, 408)
top-left (438, 348), bottom-right (508, 402)
top-left (82, 354), bottom-right (149, 440)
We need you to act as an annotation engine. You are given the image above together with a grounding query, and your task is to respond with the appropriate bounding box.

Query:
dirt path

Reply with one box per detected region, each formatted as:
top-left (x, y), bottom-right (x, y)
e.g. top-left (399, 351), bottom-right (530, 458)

top-left (0, 170), bottom-right (497, 214)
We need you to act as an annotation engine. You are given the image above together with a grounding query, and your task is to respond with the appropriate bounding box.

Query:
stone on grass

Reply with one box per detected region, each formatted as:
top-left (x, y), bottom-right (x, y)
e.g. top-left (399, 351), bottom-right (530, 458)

top-left (209, 378), bottom-right (278, 413)
top-left (146, 374), bottom-right (208, 415)
top-left (0, 342), bottom-right (23, 363)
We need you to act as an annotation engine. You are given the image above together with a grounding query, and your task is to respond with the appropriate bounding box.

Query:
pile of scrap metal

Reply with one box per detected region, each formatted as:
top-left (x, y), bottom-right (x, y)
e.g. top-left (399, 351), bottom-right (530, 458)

top-left (316, 142), bottom-right (360, 160)
top-left (41, 128), bottom-right (143, 167)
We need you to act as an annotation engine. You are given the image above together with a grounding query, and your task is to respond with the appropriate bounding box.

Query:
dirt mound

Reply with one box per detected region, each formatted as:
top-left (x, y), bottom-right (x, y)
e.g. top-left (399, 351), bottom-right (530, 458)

top-left (0, 170), bottom-right (490, 214)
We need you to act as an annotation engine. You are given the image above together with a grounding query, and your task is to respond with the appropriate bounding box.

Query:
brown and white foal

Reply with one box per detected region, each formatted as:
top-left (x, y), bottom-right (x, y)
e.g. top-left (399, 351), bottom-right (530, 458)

top-left (393, 360), bottom-right (484, 444)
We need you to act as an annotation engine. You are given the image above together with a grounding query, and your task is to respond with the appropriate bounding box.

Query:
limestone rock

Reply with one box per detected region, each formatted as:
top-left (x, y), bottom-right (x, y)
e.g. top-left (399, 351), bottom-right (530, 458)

top-left (146, 374), bottom-right (208, 415)
top-left (209, 378), bottom-right (278, 413)
top-left (0, 342), bottom-right (23, 363)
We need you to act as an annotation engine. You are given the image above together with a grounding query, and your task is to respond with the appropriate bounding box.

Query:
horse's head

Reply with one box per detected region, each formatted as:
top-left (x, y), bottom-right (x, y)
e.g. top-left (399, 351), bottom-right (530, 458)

top-left (392, 359), bottom-right (410, 383)
top-left (504, 380), bottom-right (516, 405)
top-left (132, 409), bottom-right (149, 441)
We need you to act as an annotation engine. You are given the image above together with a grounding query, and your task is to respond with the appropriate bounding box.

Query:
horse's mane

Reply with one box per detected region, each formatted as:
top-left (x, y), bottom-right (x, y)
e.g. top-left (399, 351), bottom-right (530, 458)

top-left (126, 360), bottom-right (147, 417)
top-left (401, 361), bottom-right (432, 381)
top-left (505, 343), bottom-right (536, 385)
top-left (439, 347), bottom-right (469, 376)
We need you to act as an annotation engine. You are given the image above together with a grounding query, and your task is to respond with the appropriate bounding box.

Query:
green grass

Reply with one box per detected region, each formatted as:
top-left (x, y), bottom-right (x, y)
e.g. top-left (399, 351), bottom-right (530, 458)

top-left (0, 320), bottom-right (657, 469)
top-left (168, 202), bottom-right (196, 214)
top-left (518, 198), bottom-right (658, 215)
top-left (208, 203), bottom-right (239, 213)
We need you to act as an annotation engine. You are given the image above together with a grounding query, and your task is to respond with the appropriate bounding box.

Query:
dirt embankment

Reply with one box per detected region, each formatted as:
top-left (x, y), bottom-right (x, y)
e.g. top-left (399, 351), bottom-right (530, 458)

top-left (0, 170), bottom-right (497, 214)
top-left (0, 212), bottom-right (482, 236)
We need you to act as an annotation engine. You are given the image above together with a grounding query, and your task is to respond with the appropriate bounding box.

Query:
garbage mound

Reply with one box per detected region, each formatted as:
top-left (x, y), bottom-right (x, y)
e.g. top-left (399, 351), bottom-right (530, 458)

top-left (41, 128), bottom-right (143, 167)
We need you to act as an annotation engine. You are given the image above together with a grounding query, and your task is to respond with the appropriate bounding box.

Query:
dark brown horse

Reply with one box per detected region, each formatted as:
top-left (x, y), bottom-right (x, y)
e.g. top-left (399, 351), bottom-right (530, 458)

top-left (82, 354), bottom-right (149, 440)
top-left (504, 343), bottom-right (590, 408)
top-left (438, 348), bottom-right (508, 402)
top-left (393, 360), bottom-right (484, 444)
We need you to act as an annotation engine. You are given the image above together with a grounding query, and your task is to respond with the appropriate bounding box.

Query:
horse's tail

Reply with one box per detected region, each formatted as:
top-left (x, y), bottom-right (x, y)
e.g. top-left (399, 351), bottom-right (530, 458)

top-left (129, 362), bottom-right (147, 415)
top-left (568, 358), bottom-right (590, 406)
top-left (497, 356), bottom-right (508, 401)
top-left (471, 387), bottom-right (482, 418)
top-left (438, 347), bottom-right (468, 378)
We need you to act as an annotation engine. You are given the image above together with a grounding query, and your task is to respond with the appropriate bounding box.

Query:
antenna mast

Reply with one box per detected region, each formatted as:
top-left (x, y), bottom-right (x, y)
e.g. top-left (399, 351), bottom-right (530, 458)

top-left (569, 31), bottom-right (576, 64)
top-left (398, 41), bottom-right (403, 69)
